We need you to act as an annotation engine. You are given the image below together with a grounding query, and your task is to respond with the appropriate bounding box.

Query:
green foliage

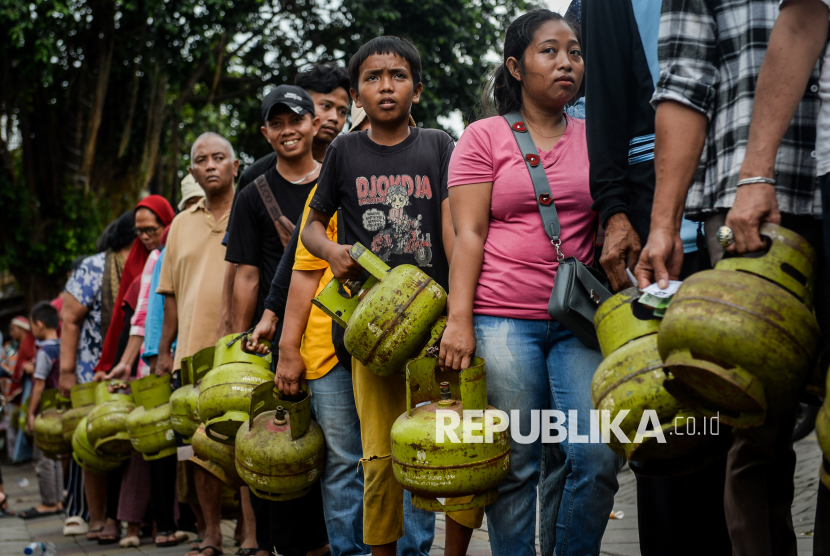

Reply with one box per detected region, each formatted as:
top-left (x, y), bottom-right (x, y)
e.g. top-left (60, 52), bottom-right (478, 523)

top-left (0, 0), bottom-right (525, 300)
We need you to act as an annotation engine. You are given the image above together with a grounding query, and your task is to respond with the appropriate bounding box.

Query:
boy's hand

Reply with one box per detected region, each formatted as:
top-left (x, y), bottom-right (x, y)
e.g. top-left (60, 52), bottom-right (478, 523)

top-left (326, 244), bottom-right (363, 281)
top-left (27, 412), bottom-right (35, 434)
top-left (248, 310), bottom-right (278, 355)
top-left (275, 347), bottom-right (306, 396)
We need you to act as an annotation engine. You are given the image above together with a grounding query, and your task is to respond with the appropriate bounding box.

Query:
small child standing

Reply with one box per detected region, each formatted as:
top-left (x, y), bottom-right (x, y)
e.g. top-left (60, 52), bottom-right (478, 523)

top-left (302, 36), bottom-right (481, 556)
top-left (22, 301), bottom-right (63, 520)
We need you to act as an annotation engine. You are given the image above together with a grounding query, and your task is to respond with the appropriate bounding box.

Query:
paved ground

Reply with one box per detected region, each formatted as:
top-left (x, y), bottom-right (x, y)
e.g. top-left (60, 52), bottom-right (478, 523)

top-left (1, 435), bottom-right (823, 556)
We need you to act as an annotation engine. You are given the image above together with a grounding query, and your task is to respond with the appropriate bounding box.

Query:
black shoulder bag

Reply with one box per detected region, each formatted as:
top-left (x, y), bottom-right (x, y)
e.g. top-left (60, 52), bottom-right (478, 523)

top-left (503, 111), bottom-right (611, 349)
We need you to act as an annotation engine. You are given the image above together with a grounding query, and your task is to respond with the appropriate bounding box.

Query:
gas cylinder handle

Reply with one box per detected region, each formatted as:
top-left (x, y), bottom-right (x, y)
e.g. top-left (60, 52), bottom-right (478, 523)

top-left (191, 346), bottom-right (215, 383)
top-left (404, 357), bottom-right (488, 415)
top-left (350, 243), bottom-right (391, 281)
top-left (248, 382), bottom-right (313, 439)
top-left (180, 357), bottom-right (193, 387)
top-left (214, 333), bottom-right (272, 369)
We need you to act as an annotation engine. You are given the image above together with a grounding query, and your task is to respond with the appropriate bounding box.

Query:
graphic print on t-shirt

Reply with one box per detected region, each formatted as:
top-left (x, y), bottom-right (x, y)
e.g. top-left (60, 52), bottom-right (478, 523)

top-left (357, 175), bottom-right (434, 267)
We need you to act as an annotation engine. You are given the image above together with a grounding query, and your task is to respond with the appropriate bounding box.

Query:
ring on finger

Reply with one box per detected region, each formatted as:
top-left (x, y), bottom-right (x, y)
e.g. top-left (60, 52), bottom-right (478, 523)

top-left (716, 226), bottom-right (735, 248)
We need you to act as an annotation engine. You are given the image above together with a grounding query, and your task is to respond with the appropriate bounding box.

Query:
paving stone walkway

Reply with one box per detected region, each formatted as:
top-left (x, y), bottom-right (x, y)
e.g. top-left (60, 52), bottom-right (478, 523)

top-left (1, 435), bottom-right (823, 556)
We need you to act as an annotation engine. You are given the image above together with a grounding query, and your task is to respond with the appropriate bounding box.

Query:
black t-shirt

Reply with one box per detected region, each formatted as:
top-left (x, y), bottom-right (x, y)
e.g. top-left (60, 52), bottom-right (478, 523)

top-left (309, 127), bottom-right (452, 289)
top-left (225, 166), bottom-right (316, 325)
top-left (238, 152), bottom-right (277, 191)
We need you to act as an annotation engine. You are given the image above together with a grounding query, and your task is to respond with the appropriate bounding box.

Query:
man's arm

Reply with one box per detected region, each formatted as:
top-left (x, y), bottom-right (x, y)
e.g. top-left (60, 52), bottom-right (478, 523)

top-left (635, 101), bottom-right (707, 288)
top-left (302, 209), bottom-right (362, 280)
top-left (231, 264), bottom-right (259, 333)
top-left (59, 293), bottom-right (87, 397)
top-left (583, 0), bottom-right (645, 290)
top-left (156, 295), bottom-right (178, 377)
top-left (275, 268), bottom-right (325, 396)
top-left (217, 262), bottom-right (237, 341)
top-left (730, 0), bottom-right (829, 252)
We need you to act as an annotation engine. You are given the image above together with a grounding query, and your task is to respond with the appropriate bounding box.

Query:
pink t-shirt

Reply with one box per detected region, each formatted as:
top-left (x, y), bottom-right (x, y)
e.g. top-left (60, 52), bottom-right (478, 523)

top-left (448, 115), bottom-right (597, 320)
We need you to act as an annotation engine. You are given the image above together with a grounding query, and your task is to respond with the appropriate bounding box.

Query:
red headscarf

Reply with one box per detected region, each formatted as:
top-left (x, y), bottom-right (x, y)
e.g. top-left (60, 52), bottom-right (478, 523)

top-left (8, 327), bottom-right (36, 402)
top-left (95, 195), bottom-right (174, 373)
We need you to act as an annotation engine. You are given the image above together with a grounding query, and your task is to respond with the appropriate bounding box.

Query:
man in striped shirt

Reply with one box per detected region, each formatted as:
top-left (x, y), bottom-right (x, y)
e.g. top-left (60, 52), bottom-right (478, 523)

top-left (635, 1), bottom-right (823, 554)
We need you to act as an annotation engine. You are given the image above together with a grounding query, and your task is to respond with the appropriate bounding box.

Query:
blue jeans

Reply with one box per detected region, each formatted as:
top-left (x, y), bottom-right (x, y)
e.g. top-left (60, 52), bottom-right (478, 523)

top-left (309, 364), bottom-right (432, 556)
top-left (474, 316), bottom-right (623, 556)
top-left (400, 490), bottom-right (435, 556)
top-left (309, 364), bottom-right (370, 556)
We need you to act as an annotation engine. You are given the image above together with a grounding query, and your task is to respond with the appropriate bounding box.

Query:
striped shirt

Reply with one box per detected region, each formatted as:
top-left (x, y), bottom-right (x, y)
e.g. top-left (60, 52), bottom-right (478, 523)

top-left (652, 0), bottom-right (822, 220)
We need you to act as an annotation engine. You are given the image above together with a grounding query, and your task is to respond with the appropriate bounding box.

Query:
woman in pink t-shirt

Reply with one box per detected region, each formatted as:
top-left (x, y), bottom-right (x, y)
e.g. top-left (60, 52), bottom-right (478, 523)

top-left (439, 10), bottom-right (622, 555)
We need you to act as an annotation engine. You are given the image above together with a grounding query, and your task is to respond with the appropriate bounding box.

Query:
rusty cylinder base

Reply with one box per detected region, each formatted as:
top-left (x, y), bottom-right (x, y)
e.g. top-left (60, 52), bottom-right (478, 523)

top-left (663, 349), bottom-right (767, 428)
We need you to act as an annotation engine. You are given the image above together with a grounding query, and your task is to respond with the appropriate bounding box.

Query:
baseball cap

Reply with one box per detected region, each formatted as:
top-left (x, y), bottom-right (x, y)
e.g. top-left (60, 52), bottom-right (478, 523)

top-left (261, 85), bottom-right (316, 122)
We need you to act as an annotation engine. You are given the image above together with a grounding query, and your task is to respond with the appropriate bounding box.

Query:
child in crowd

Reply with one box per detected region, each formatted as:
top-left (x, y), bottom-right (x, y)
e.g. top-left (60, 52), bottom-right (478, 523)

top-left (301, 35), bottom-right (480, 556)
top-left (21, 301), bottom-right (63, 519)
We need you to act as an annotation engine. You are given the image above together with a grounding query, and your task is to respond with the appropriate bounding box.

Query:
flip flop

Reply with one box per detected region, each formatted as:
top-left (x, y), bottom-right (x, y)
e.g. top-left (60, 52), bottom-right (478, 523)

top-left (190, 538), bottom-right (205, 550)
top-left (86, 527), bottom-right (104, 541)
top-left (18, 507), bottom-right (59, 519)
top-left (234, 549), bottom-right (257, 556)
top-left (98, 531), bottom-right (121, 545)
top-left (197, 546), bottom-right (223, 556)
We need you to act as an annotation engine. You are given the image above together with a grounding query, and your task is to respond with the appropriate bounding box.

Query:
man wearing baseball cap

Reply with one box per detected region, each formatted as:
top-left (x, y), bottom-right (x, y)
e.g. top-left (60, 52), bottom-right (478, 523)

top-left (222, 85), bottom-right (328, 556)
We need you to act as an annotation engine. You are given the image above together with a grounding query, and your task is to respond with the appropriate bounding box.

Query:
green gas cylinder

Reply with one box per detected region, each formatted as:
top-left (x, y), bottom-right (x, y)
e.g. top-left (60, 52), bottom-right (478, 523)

top-left (33, 389), bottom-right (72, 459)
top-left (61, 382), bottom-right (97, 444)
top-left (312, 243), bottom-right (447, 377)
top-left (234, 382), bottom-right (325, 501)
top-left (591, 288), bottom-right (729, 476)
top-left (658, 224), bottom-right (820, 427)
top-left (86, 381), bottom-right (135, 456)
top-left (198, 335), bottom-right (274, 445)
top-left (126, 374), bottom-right (177, 460)
top-left (390, 357), bottom-right (510, 512)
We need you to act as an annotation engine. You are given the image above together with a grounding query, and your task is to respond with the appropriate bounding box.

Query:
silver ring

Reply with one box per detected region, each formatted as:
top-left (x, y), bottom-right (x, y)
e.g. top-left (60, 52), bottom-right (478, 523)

top-left (717, 226), bottom-right (735, 248)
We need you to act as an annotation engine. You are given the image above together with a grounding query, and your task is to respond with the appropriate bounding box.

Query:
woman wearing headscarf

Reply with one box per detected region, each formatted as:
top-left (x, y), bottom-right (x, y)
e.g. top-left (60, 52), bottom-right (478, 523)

top-left (95, 195), bottom-right (175, 379)
top-left (93, 195), bottom-right (174, 545)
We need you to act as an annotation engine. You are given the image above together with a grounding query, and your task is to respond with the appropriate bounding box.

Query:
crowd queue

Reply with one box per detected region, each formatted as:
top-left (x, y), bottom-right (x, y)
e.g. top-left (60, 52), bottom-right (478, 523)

top-left (2, 0), bottom-right (830, 554)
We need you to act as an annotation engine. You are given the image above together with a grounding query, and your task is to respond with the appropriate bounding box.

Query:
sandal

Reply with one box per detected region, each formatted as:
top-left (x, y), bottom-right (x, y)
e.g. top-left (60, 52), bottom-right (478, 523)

top-left (235, 549), bottom-right (257, 556)
top-left (190, 539), bottom-right (205, 550)
top-left (86, 527), bottom-right (104, 541)
top-left (196, 546), bottom-right (223, 556)
top-left (155, 531), bottom-right (180, 547)
top-left (120, 536), bottom-right (141, 548)
top-left (64, 516), bottom-right (87, 536)
top-left (18, 507), bottom-right (59, 520)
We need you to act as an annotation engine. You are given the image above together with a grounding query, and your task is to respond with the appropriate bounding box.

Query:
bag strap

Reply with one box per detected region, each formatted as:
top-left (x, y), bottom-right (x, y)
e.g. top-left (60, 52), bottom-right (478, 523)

top-left (503, 111), bottom-right (564, 260)
top-left (254, 174), bottom-right (286, 224)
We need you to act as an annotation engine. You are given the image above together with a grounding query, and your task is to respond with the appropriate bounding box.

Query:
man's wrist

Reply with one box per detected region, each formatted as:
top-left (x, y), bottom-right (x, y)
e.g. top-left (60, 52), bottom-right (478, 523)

top-left (277, 342), bottom-right (302, 357)
top-left (606, 212), bottom-right (632, 229)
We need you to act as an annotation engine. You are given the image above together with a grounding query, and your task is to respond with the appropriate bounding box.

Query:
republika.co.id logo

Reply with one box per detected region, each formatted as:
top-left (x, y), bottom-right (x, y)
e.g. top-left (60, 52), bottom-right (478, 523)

top-left (434, 409), bottom-right (720, 444)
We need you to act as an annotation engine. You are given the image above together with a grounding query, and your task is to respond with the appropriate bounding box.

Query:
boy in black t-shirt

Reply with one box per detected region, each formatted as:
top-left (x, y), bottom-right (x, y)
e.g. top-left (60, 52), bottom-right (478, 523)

top-left (302, 36), bottom-right (480, 556)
